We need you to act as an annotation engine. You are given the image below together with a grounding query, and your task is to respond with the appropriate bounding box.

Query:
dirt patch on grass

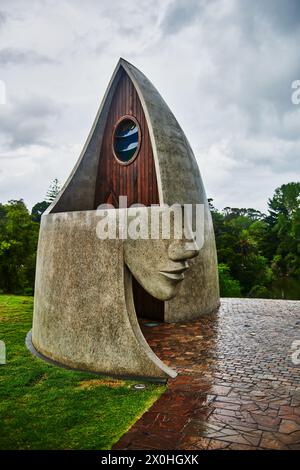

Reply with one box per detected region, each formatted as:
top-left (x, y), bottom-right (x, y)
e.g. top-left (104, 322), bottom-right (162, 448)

top-left (78, 379), bottom-right (126, 390)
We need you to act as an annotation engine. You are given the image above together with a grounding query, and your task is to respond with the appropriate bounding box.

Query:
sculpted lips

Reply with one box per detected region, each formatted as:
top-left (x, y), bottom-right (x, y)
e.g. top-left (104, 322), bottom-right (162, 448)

top-left (159, 262), bottom-right (189, 281)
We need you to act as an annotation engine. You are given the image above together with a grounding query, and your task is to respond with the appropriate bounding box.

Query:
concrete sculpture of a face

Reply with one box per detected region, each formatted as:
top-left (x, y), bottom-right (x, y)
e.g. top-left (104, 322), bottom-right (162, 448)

top-left (123, 207), bottom-right (200, 301)
top-left (28, 59), bottom-right (220, 379)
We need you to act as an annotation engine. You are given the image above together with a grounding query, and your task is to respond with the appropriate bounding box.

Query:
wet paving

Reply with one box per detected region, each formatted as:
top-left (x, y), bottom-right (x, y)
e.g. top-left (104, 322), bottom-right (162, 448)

top-left (114, 298), bottom-right (300, 450)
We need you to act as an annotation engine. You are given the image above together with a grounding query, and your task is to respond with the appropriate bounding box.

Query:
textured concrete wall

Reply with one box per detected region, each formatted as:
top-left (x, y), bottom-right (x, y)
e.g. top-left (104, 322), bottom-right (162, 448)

top-left (46, 58), bottom-right (220, 321)
top-left (165, 208), bottom-right (220, 322)
top-left (32, 211), bottom-right (176, 379)
top-left (124, 60), bottom-right (220, 320)
top-left (31, 59), bottom-right (220, 378)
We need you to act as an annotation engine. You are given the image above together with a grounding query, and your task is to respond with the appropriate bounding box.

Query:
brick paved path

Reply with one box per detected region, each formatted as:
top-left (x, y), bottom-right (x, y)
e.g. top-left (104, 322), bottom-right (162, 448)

top-left (114, 298), bottom-right (300, 450)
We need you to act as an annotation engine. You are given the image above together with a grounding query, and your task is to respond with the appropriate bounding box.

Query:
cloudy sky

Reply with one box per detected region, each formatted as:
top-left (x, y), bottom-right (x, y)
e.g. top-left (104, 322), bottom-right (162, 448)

top-left (0, 0), bottom-right (299, 212)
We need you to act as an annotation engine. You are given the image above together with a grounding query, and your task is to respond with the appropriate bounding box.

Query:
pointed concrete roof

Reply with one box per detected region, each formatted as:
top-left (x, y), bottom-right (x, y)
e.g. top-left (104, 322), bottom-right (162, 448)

top-left (48, 58), bottom-right (206, 214)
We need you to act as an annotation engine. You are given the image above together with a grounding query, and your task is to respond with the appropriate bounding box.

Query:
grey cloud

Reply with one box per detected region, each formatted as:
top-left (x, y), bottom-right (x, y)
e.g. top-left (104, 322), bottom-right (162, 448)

top-left (0, 0), bottom-right (299, 211)
top-left (0, 11), bottom-right (7, 26)
top-left (160, 0), bottom-right (205, 35)
top-left (0, 48), bottom-right (57, 66)
top-left (229, 137), bottom-right (300, 174)
top-left (0, 96), bottom-right (61, 150)
top-left (245, 0), bottom-right (300, 33)
top-left (187, 1), bottom-right (300, 146)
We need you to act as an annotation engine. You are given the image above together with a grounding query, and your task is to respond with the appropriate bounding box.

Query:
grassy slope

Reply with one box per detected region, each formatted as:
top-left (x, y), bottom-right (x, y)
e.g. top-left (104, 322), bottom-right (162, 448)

top-left (0, 295), bottom-right (165, 450)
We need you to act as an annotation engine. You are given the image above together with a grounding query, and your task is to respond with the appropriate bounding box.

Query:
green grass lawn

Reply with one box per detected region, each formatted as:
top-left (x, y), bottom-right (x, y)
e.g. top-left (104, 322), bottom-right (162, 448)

top-left (0, 295), bottom-right (165, 450)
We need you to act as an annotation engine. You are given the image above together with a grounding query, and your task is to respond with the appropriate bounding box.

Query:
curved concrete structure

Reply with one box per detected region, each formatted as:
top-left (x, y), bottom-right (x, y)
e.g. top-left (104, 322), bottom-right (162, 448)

top-left (29, 59), bottom-right (220, 379)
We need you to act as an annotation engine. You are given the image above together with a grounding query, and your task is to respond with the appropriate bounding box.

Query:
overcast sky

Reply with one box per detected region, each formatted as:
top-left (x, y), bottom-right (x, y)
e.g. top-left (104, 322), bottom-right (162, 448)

top-left (0, 0), bottom-right (299, 212)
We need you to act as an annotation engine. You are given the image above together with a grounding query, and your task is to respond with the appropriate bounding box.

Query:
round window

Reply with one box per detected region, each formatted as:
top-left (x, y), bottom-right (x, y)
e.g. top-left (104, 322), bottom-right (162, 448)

top-left (113, 116), bottom-right (141, 164)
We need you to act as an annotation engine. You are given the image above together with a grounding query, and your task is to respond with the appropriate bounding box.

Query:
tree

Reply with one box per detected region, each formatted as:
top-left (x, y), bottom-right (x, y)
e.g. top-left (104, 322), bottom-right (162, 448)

top-left (31, 179), bottom-right (60, 222)
top-left (218, 263), bottom-right (241, 297)
top-left (31, 201), bottom-right (50, 222)
top-left (0, 200), bottom-right (39, 294)
top-left (267, 182), bottom-right (300, 280)
top-left (209, 184), bottom-right (300, 299)
top-left (209, 201), bottom-right (273, 296)
top-left (46, 178), bottom-right (60, 203)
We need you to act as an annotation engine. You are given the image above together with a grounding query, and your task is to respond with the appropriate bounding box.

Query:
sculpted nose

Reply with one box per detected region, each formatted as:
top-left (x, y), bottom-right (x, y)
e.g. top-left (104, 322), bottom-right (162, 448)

top-left (168, 239), bottom-right (200, 261)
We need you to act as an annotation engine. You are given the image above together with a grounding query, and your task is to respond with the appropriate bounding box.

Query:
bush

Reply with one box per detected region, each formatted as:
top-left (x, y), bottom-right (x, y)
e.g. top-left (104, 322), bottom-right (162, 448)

top-left (218, 263), bottom-right (241, 297)
top-left (248, 285), bottom-right (270, 298)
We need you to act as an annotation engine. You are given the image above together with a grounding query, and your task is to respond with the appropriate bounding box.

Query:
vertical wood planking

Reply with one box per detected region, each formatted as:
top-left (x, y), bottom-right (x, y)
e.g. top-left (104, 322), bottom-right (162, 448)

top-left (94, 70), bottom-right (159, 208)
top-left (94, 69), bottom-right (164, 321)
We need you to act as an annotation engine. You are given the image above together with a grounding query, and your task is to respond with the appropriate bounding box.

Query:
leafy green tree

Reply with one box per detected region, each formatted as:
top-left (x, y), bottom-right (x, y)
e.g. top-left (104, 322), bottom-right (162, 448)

top-left (0, 200), bottom-right (39, 294)
top-left (214, 215), bottom-right (270, 295)
top-left (31, 201), bottom-right (50, 222)
top-left (248, 285), bottom-right (270, 298)
top-left (209, 183), bottom-right (299, 299)
top-left (218, 263), bottom-right (241, 297)
top-left (268, 183), bottom-right (300, 280)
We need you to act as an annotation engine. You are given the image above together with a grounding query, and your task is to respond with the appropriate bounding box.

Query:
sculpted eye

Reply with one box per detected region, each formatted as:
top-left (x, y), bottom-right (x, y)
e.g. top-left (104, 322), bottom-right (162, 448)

top-left (113, 116), bottom-right (141, 164)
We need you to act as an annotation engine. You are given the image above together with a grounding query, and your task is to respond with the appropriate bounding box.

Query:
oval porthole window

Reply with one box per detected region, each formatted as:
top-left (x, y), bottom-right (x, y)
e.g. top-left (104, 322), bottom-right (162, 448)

top-left (113, 116), bottom-right (141, 164)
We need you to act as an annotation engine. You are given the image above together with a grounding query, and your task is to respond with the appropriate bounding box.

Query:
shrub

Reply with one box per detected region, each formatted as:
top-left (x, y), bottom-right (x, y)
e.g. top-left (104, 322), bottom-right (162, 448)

top-left (218, 263), bottom-right (241, 297)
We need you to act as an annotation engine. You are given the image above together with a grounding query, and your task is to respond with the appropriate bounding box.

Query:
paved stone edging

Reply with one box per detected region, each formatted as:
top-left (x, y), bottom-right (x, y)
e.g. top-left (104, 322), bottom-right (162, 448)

top-left (114, 298), bottom-right (300, 450)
